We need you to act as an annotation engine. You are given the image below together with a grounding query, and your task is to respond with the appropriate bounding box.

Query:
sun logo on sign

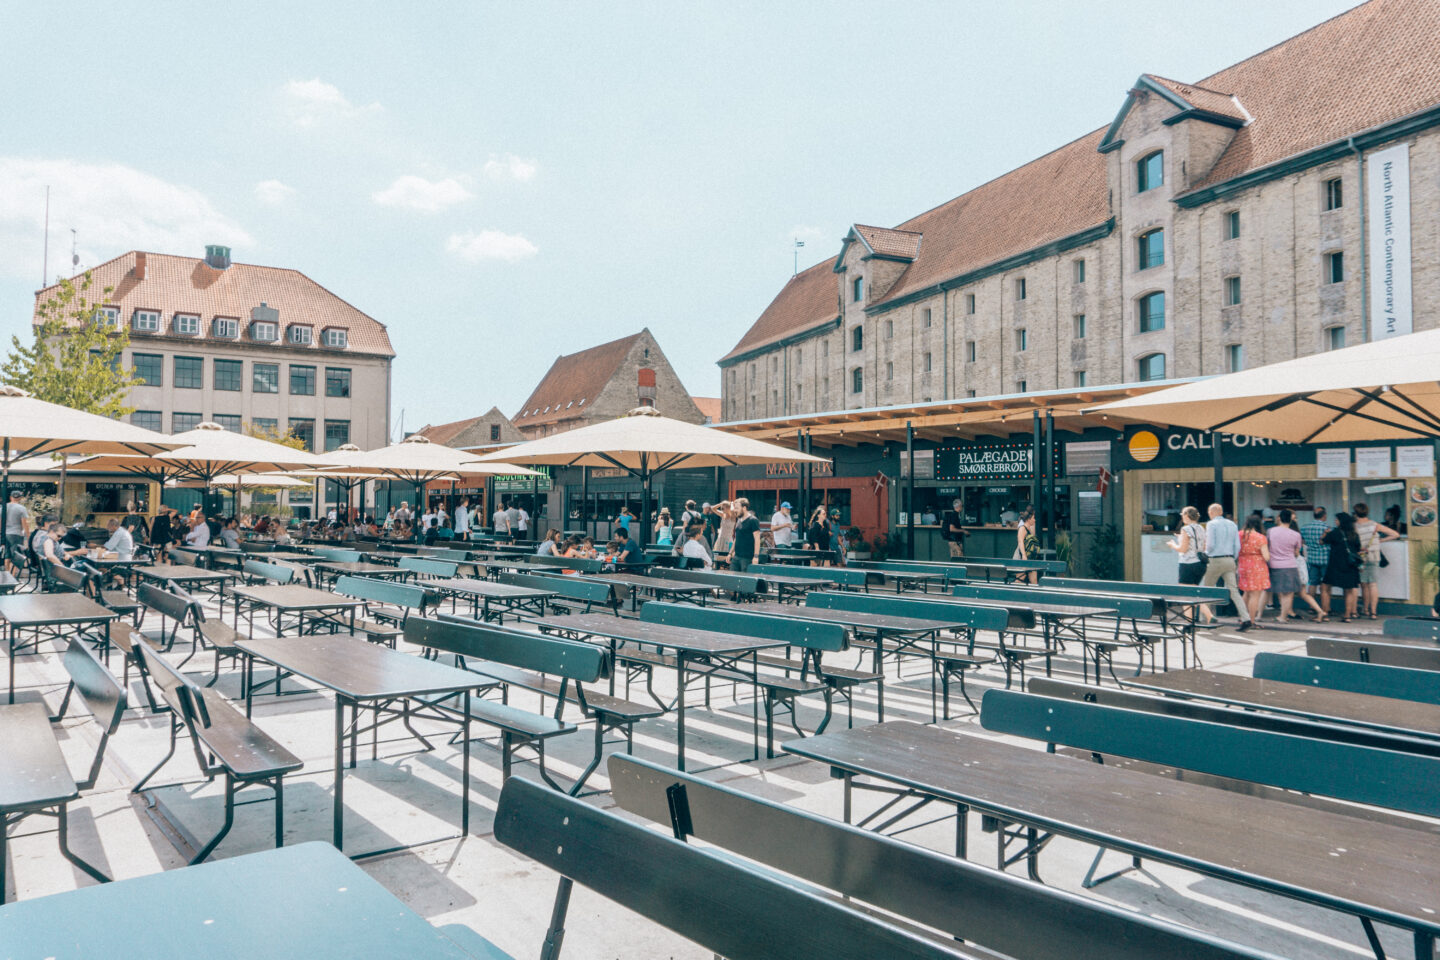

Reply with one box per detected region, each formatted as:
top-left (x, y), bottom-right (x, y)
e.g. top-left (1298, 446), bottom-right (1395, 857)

top-left (1128, 430), bottom-right (1161, 463)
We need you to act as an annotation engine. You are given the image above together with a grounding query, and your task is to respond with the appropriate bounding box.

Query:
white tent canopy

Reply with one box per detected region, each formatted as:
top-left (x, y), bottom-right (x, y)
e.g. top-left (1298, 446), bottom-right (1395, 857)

top-left (336, 434), bottom-right (539, 483)
top-left (0, 385), bottom-right (179, 461)
top-left (156, 422), bottom-right (330, 480)
top-left (1092, 328), bottom-right (1440, 444)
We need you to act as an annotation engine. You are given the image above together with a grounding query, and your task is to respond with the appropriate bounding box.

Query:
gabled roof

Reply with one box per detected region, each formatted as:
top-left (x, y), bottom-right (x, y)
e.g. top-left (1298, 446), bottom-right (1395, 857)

top-left (853, 224), bottom-right (923, 260)
top-left (415, 407), bottom-right (519, 447)
top-left (720, 261), bottom-right (838, 363)
top-left (32, 251), bottom-right (394, 357)
top-left (692, 397), bottom-right (722, 422)
top-left (512, 332), bottom-right (644, 427)
top-left (1145, 75), bottom-right (1248, 123)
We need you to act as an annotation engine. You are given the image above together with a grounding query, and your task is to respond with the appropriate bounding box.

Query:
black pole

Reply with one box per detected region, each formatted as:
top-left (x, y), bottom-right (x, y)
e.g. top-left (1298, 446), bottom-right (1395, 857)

top-left (1031, 411), bottom-right (1041, 519)
top-left (1045, 410), bottom-right (1056, 552)
top-left (532, 471), bottom-right (540, 541)
top-left (1212, 431), bottom-right (1225, 511)
top-left (796, 429), bottom-right (806, 526)
top-left (582, 466), bottom-right (589, 540)
top-left (2, 438), bottom-right (10, 571)
top-left (638, 456), bottom-right (651, 549)
top-left (905, 421), bottom-right (915, 560)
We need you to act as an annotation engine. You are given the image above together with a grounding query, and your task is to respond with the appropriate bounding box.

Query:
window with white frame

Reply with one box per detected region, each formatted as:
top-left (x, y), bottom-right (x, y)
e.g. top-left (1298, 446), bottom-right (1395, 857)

top-left (288, 325), bottom-right (313, 345)
top-left (213, 317), bottom-right (239, 338)
top-left (1325, 325), bottom-right (1347, 351)
top-left (322, 328), bottom-right (348, 348)
top-left (132, 310), bottom-right (160, 332)
top-left (1224, 276), bottom-right (1242, 306)
top-left (173, 314), bottom-right (200, 336)
top-left (251, 321), bottom-right (278, 342)
top-left (965, 293), bottom-right (975, 315)
top-left (1225, 343), bottom-right (1245, 372)
top-left (94, 306), bottom-right (119, 328)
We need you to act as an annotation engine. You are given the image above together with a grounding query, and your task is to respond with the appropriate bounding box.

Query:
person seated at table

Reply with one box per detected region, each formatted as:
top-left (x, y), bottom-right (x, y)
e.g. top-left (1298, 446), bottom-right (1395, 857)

top-left (611, 527), bottom-right (638, 567)
top-left (102, 517), bottom-right (134, 562)
top-left (60, 516), bottom-right (90, 557)
top-left (184, 515), bottom-right (211, 547)
top-left (272, 523), bottom-right (293, 547)
top-left (536, 529), bottom-right (561, 556)
top-left (681, 524), bottom-right (714, 570)
top-left (579, 537), bottom-right (598, 559)
top-left (34, 519), bottom-right (74, 570)
top-left (600, 539), bottom-right (623, 570)
top-left (218, 517), bottom-right (242, 550)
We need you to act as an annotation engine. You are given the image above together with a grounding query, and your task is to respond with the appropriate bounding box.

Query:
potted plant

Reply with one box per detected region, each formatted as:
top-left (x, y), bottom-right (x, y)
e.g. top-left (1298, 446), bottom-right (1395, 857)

top-left (1055, 532), bottom-right (1074, 575)
top-left (845, 526), bottom-right (871, 561)
top-left (872, 532), bottom-right (891, 561)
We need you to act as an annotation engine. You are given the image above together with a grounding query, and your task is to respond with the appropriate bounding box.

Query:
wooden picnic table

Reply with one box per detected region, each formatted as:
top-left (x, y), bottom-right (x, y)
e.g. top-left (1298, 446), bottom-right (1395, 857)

top-left (0, 593), bottom-right (116, 704)
top-left (311, 560), bottom-right (414, 585)
top-left (529, 613), bottom-right (784, 770)
top-left (428, 577), bottom-right (555, 623)
top-left (787, 720), bottom-right (1440, 960)
top-left (595, 572), bottom-right (713, 611)
top-left (229, 583), bottom-right (363, 642)
top-left (132, 563), bottom-right (235, 595)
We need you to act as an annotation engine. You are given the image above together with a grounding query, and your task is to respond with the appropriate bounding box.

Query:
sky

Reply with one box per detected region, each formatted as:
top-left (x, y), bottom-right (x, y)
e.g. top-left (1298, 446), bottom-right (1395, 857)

top-left (0, 0), bottom-right (1359, 436)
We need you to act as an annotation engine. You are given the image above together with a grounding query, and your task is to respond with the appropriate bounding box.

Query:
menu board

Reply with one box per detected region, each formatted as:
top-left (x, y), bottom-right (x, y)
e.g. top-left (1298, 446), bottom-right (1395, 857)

top-left (1354, 447), bottom-right (1392, 478)
top-left (1315, 448), bottom-right (1350, 478)
top-left (1077, 491), bottom-right (1103, 526)
top-left (1397, 444), bottom-right (1434, 478)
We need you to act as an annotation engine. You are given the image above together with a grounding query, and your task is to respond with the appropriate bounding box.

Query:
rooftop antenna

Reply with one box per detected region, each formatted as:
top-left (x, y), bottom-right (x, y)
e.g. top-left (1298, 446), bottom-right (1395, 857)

top-left (41, 186), bottom-right (49, 285)
top-left (793, 238), bottom-right (805, 276)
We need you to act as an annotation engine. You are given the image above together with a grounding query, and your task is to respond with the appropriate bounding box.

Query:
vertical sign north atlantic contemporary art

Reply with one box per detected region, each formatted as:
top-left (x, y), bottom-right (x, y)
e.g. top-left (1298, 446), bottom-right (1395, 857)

top-left (1367, 143), bottom-right (1412, 340)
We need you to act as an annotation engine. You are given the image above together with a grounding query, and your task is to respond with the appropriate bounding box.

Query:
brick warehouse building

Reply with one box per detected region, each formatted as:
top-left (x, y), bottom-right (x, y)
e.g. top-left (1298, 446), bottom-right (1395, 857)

top-left (719, 0), bottom-right (1440, 420)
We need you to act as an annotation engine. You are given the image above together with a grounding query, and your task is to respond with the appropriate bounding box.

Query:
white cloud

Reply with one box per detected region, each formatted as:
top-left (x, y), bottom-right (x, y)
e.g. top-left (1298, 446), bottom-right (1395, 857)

top-left (446, 230), bottom-right (538, 263)
top-left (254, 179), bottom-right (296, 205)
top-left (482, 154), bottom-right (538, 182)
top-left (372, 175), bottom-right (473, 213)
top-left (0, 157), bottom-right (252, 282)
top-left (282, 78), bottom-right (382, 127)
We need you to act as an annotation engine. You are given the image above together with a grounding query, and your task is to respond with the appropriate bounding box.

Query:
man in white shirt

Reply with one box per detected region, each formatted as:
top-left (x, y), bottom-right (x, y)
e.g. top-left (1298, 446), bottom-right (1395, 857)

top-left (184, 516), bottom-right (211, 547)
top-left (395, 503), bottom-right (412, 525)
top-left (770, 502), bottom-right (796, 547)
top-left (492, 503), bottom-right (510, 535)
top-left (454, 498), bottom-right (470, 540)
top-left (517, 506), bottom-right (530, 537)
top-left (103, 518), bottom-right (134, 561)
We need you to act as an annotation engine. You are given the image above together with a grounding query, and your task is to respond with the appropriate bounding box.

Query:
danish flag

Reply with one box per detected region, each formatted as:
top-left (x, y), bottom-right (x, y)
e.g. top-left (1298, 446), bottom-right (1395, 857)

top-left (1096, 466), bottom-right (1112, 497)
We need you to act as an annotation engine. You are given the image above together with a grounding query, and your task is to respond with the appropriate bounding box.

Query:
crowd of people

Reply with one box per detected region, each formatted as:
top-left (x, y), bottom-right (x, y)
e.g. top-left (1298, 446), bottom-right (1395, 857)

top-left (1167, 501), bottom-right (1401, 627)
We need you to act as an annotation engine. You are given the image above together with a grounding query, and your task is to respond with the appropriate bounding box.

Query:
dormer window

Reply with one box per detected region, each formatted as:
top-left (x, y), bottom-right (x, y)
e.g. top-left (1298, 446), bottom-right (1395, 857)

top-left (321, 327), bottom-right (348, 348)
top-left (213, 317), bottom-right (239, 338)
top-left (251, 321), bottom-right (278, 342)
top-left (173, 314), bottom-right (200, 336)
top-left (1136, 151), bottom-right (1164, 193)
top-left (288, 325), bottom-right (313, 345)
top-left (94, 307), bottom-right (120, 328)
top-left (132, 310), bottom-right (160, 332)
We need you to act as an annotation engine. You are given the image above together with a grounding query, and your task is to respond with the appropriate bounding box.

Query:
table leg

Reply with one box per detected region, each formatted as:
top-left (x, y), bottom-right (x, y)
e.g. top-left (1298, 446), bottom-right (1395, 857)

top-left (462, 689), bottom-right (471, 836)
top-left (675, 651), bottom-right (688, 772)
top-left (7, 626), bottom-right (14, 705)
top-left (244, 655), bottom-right (255, 719)
top-left (751, 650), bottom-right (759, 762)
top-left (333, 696), bottom-right (346, 849)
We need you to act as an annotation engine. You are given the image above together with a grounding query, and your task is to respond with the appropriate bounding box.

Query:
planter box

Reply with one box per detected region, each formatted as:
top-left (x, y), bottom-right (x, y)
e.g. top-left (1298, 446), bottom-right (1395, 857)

top-left (847, 550), bottom-right (871, 561)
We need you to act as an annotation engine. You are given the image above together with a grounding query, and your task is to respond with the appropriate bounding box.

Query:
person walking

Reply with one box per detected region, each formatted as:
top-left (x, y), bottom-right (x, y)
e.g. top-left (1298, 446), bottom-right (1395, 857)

top-left (492, 500), bottom-right (511, 537)
top-left (516, 503), bottom-right (530, 539)
top-left (770, 502), bottom-right (796, 548)
top-left (1272, 509), bottom-right (1328, 623)
top-left (1299, 507), bottom-right (1331, 608)
top-left (1322, 512), bottom-right (1362, 621)
top-left (3, 491), bottom-right (31, 576)
top-left (1200, 503), bottom-right (1251, 630)
top-left (713, 501), bottom-right (736, 561)
top-left (941, 498), bottom-right (967, 559)
top-left (149, 507), bottom-right (174, 564)
top-left (731, 499), bottom-right (760, 572)
top-left (1015, 509), bottom-right (1039, 584)
top-left (654, 509), bottom-right (675, 547)
top-left (1237, 515), bottom-right (1271, 625)
top-left (1167, 506), bottom-right (1209, 592)
top-left (1352, 502), bottom-right (1400, 619)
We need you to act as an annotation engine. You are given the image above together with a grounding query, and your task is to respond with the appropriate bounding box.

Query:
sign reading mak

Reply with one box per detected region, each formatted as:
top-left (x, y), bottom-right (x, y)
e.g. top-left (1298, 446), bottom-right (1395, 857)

top-left (1367, 142), bottom-right (1412, 340)
top-left (935, 442), bottom-right (1034, 482)
top-left (765, 460), bottom-right (834, 477)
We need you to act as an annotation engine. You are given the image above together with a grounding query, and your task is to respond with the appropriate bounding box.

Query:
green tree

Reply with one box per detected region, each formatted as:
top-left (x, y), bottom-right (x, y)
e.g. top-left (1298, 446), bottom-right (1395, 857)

top-left (244, 420), bottom-right (307, 450)
top-left (1, 271), bottom-right (139, 417)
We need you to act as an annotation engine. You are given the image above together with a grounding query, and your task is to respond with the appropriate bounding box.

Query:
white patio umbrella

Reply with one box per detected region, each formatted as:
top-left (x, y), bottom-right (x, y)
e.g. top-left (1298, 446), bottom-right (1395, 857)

top-left (168, 473), bottom-right (311, 489)
top-left (468, 406), bottom-right (830, 545)
top-left (331, 434), bottom-right (539, 524)
top-left (1092, 329), bottom-right (1440, 444)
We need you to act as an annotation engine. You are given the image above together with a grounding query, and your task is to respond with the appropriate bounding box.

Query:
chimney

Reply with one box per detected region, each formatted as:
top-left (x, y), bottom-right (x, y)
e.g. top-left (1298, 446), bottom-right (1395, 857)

top-left (133, 251), bottom-right (147, 280)
top-left (637, 368), bottom-right (657, 407)
top-left (204, 244), bottom-right (231, 270)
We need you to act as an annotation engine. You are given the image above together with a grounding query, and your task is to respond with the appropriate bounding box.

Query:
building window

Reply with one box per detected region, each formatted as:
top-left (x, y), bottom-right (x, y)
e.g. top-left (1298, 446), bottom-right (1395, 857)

top-left (1226, 343), bottom-right (1245, 372)
top-left (772, 390), bottom-right (778, 409)
top-left (288, 325), bottom-right (313, 345)
top-left (1325, 325), bottom-right (1347, 351)
top-left (966, 340), bottom-right (976, 362)
top-left (174, 314), bottom-right (200, 336)
top-left (251, 321), bottom-right (278, 342)
top-left (1137, 229), bottom-right (1164, 270)
top-left (1325, 251), bottom-right (1345, 284)
top-left (325, 367), bottom-right (351, 398)
top-left (922, 308), bottom-right (932, 328)
top-left (795, 383), bottom-right (802, 401)
top-left (1074, 370), bottom-right (1087, 387)
top-left (484, 423), bottom-right (499, 443)
top-left (289, 419), bottom-right (316, 451)
top-left (851, 367), bottom-right (863, 394)
top-left (1073, 314), bottom-right (1086, 339)
top-left (1138, 292), bottom-right (1166, 333)
top-left (289, 365), bottom-right (316, 396)
top-left (213, 359), bottom-right (242, 392)
top-left (253, 362), bottom-right (279, 394)
top-left (822, 375), bottom-right (829, 396)
top-left (132, 310), bottom-right (160, 332)
top-left (1225, 210), bottom-right (1241, 240)
top-left (322, 328), bottom-right (348, 348)
top-left (851, 326), bottom-right (863, 352)
top-left (884, 320), bottom-right (893, 340)
top-left (213, 414), bottom-right (242, 433)
top-left (94, 307), bottom-right (119, 328)
top-left (965, 389), bottom-right (976, 398)
top-left (131, 410), bottom-right (162, 432)
top-left (213, 317), bottom-right (239, 338)
top-left (1137, 352), bottom-right (1166, 381)
top-left (1015, 329), bottom-right (1028, 351)
top-left (1014, 277), bottom-right (1026, 301)
top-left (131, 353), bottom-right (163, 386)
top-left (1136, 150), bottom-right (1163, 192)
top-left (174, 356), bottom-right (203, 389)
top-left (965, 293), bottom-right (975, 315)
top-left (252, 417), bottom-right (278, 434)
top-left (1016, 380), bottom-right (1028, 393)
top-left (885, 362), bottom-right (893, 381)
top-left (850, 276), bottom-right (863, 302)
top-left (172, 412), bottom-right (202, 433)
top-left (1224, 276), bottom-right (1242, 306)
top-left (822, 340), bottom-right (829, 357)
top-left (1324, 177), bottom-right (1343, 211)
top-left (1074, 259), bottom-right (1086, 283)
top-left (923, 352), bottom-right (933, 373)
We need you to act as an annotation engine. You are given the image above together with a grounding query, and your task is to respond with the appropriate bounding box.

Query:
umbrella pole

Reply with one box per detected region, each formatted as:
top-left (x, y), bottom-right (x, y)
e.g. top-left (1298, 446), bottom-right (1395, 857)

top-left (1, 438), bottom-right (9, 571)
top-left (531, 472), bottom-right (539, 541)
top-left (582, 466), bottom-right (589, 541)
top-left (639, 460), bottom-right (650, 550)
top-left (1212, 432), bottom-right (1225, 512)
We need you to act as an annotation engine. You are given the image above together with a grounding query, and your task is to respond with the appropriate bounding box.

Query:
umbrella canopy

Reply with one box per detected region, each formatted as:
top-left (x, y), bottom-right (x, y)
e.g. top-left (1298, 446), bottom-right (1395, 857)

top-left (1091, 329), bottom-right (1440, 444)
top-left (337, 434), bottom-right (539, 484)
top-left (0, 385), bottom-right (179, 461)
top-left (156, 422), bottom-right (329, 481)
top-left (468, 406), bottom-right (831, 471)
top-left (168, 473), bottom-right (311, 489)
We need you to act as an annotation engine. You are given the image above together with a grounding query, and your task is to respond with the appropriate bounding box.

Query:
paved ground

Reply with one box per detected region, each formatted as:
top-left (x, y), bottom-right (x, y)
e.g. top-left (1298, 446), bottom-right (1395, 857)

top-left (1, 593), bottom-right (1419, 959)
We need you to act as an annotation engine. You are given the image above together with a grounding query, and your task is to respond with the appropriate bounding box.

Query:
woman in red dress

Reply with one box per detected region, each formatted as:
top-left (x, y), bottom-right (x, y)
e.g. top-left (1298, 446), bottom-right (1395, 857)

top-left (1236, 515), bottom-right (1272, 626)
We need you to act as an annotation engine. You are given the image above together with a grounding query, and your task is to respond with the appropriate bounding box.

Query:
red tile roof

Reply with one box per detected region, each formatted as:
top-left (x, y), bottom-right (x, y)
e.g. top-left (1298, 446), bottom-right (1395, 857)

top-left (33, 251), bottom-right (394, 357)
top-left (512, 332), bottom-right (643, 427)
top-left (720, 262), bottom-right (838, 361)
top-left (853, 224), bottom-right (923, 259)
top-left (416, 407), bottom-right (521, 447)
top-left (692, 397), bottom-right (722, 422)
top-left (1144, 75), bottom-right (1247, 123)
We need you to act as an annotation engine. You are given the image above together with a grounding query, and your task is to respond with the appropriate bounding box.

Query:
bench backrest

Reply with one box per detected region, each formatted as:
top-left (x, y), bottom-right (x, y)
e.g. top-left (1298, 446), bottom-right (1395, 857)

top-left (748, 563), bottom-right (870, 587)
top-left (310, 547), bottom-right (363, 563)
top-left (408, 616), bottom-right (607, 683)
top-left (243, 558), bottom-right (295, 584)
top-left (493, 778), bottom-right (979, 960)
top-left (1383, 617), bottom-right (1440, 642)
top-left (136, 582), bottom-right (193, 623)
top-left (63, 637), bottom-right (126, 736)
top-left (604, 756), bottom-right (1273, 960)
top-left (398, 556), bottom-right (459, 579)
top-left (806, 590), bottom-right (1023, 631)
top-left (497, 571), bottom-right (617, 606)
top-left (852, 560), bottom-right (968, 582)
top-left (334, 575), bottom-right (431, 612)
top-left (951, 583), bottom-right (1153, 619)
top-left (641, 601), bottom-right (848, 652)
top-left (1306, 635), bottom-right (1440, 672)
top-left (1253, 652), bottom-right (1440, 706)
top-left (424, 549), bottom-right (474, 563)
top-left (169, 547), bottom-right (201, 566)
top-left (649, 567), bottom-right (762, 595)
top-left (136, 642), bottom-right (209, 727)
top-left (49, 563), bottom-right (88, 593)
top-left (981, 688), bottom-right (1440, 817)
top-left (526, 553), bottom-right (610, 574)
top-left (1040, 576), bottom-right (1229, 602)
top-left (1025, 677), bottom-right (1440, 757)
top-left (962, 554), bottom-right (1068, 573)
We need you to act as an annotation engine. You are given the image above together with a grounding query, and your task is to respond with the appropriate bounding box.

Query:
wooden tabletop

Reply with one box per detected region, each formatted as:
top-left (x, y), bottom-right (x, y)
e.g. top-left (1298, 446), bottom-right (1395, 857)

top-left (0, 592), bottom-right (118, 626)
top-left (313, 561), bottom-right (409, 577)
top-left (0, 703), bottom-right (76, 810)
top-left (229, 584), bottom-right (366, 612)
top-left (134, 564), bottom-right (234, 583)
top-left (236, 635), bottom-right (485, 700)
top-left (1131, 669), bottom-right (1440, 739)
top-left (428, 578), bottom-right (556, 600)
top-left (254, 551), bottom-right (322, 564)
top-left (736, 601), bottom-right (958, 635)
top-left (601, 573), bottom-right (712, 594)
top-left (0, 842), bottom-right (479, 959)
top-left (530, 613), bottom-right (786, 656)
top-left (787, 720), bottom-right (1440, 936)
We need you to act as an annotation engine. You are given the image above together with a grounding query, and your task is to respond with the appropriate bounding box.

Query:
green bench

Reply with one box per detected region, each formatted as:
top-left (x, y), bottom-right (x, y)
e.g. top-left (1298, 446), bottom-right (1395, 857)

top-left (1307, 635), bottom-right (1440, 672)
top-left (241, 558), bottom-right (296, 585)
top-left (524, 553), bottom-right (612, 575)
top-left (1253, 652), bottom-right (1440, 707)
top-left (641, 601), bottom-right (873, 747)
top-left (497, 571), bottom-right (621, 615)
top-left (1039, 576), bottom-right (1230, 669)
top-left (749, 562), bottom-right (871, 589)
top-left (308, 547), bottom-right (363, 563)
top-left (653, 567), bottom-right (765, 600)
top-left (1383, 617), bottom-right (1440, 642)
top-left (333, 575), bottom-right (432, 647)
top-left (398, 556), bottom-right (459, 580)
top-left (849, 560), bottom-right (967, 593)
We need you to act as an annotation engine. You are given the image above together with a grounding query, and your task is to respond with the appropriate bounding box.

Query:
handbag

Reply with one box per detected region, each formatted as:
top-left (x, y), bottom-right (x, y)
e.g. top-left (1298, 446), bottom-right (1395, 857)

top-left (1296, 561), bottom-right (1309, 586)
